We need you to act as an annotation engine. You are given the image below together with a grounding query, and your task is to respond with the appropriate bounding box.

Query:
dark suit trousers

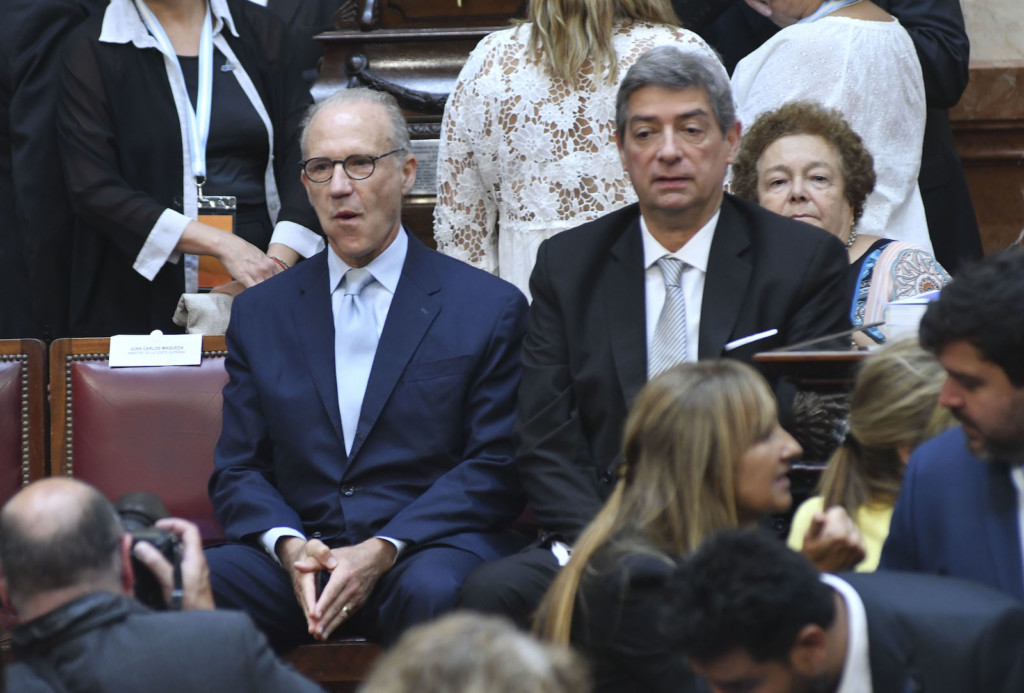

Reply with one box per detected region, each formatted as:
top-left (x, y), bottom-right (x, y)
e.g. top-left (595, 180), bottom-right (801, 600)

top-left (206, 542), bottom-right (484, 651)
top-left (457, 543), bottom-right (561, 629)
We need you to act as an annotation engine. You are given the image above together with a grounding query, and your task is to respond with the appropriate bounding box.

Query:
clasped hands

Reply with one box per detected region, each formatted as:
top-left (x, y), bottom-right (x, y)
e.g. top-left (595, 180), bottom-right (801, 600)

top-left (278, 537), bottom-right (397, 641)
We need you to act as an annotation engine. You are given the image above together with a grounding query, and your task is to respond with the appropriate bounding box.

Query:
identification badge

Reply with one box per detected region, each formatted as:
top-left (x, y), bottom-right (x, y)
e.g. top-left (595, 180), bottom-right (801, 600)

top-left (196, 194), bottom-right (237, 290)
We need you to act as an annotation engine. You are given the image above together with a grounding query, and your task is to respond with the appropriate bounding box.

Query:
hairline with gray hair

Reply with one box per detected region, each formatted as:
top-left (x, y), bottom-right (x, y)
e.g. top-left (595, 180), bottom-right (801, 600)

top-left (615, 45), bottom-right (735, 137)
top-left (299, 87), bottom-right (413, 161)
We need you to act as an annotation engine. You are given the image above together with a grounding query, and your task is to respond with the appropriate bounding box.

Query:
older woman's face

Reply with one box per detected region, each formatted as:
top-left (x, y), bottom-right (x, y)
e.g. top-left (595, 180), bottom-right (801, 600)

top-left (755, 134), bottom-right (855, 241)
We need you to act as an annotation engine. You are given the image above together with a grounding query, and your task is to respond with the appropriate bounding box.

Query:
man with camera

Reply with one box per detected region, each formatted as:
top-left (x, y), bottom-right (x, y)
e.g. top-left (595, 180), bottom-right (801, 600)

top-left (0, 478), bottom-right (323, 692)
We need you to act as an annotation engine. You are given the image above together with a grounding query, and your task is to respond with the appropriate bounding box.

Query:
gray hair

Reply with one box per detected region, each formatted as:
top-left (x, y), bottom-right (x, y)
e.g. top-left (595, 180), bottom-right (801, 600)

top-left (300, 87), bottom-right (412, 159)
top-left (615, 46), bottom-right (735, 136)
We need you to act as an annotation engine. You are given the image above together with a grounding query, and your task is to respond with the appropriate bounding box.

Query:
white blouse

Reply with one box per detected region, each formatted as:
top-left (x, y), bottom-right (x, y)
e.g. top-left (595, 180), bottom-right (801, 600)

top-left (731, 16), bottom-right (931, 253)
top-left (433, 22), bottom-right (723, 298)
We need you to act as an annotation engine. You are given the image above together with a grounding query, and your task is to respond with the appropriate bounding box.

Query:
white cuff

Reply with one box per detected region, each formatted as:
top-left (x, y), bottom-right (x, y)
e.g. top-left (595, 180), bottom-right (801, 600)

top-left (376, 536), bottom-right (407, 565)
top-left (270, 221), bottom-right (325, 259)
top-left (133, 208), bottom-right (189, 280)
top-left (260, 527), bottom-right (306, 565)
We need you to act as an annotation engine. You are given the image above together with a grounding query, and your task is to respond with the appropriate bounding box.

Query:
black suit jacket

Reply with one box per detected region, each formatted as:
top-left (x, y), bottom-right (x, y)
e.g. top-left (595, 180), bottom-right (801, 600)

top-left (6, 592), bottom-right (324, 693)
top-left (519, 195), bottom-right (849, 540)
top-left (0, 0), bottom-right (89, 339)
top-left (841, 572), bottom-right (1024, 693)
top-left (695, 0), bottom-right (981, 272)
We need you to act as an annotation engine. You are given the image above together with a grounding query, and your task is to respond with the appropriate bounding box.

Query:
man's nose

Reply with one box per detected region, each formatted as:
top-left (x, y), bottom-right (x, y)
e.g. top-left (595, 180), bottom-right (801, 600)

top-left (938, 377), bottom-right (960, 409)
top-left (657, 133), bottom-right (683, 161)
top-left (328, 164), bottom-right (354, 195)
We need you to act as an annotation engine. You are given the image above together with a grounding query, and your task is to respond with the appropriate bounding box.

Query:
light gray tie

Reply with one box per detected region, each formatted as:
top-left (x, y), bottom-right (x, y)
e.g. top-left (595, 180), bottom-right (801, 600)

top-left (649, 256), bottom-right (688, 378)
top-left (335, 268), bottom-right (377, 455)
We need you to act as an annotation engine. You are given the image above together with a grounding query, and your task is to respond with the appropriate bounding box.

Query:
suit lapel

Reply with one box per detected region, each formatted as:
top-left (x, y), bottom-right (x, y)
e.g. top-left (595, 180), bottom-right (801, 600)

top-left (699, 197), bottom-right (753, 358)
top-left (291, 252), bottom-right (345, 447)
top-left (983, 462), bottom-right (1024, 599)
top-left (347, 237), bottom-right (440, 462)
top-left (604, 218), bottom-right (648, 408)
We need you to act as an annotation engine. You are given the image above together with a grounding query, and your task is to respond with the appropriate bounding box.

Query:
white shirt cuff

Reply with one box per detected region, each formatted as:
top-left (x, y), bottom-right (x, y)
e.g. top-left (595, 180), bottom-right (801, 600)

top-left (133, 208), bottom-right (189, 280)
top-left (270, 221), bottom-right (325, 259)
top-left (376, 536), bottom-right (406, 565)
top-left (260, 527), bottom-right (306, 564)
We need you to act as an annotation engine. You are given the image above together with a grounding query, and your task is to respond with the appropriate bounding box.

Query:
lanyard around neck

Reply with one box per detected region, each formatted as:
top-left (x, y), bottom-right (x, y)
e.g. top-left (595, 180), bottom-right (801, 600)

top-left (134, 0), bottom-right (214, 186)
top-left (798, 0), bottom-right (863, 24)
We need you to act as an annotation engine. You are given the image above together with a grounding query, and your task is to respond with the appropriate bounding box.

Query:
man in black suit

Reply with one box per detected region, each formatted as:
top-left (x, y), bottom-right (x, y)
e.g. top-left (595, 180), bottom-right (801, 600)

top-left (459, 46), bottom-right (851, 624)
top-left (670, 529), bottom-right (1024, 693)
top-left (692, 0), bottom-right (982, 273)
top-left (0, 0), bottom-right (95, 340)
top-left (1, 478), bottom-right (322, 692)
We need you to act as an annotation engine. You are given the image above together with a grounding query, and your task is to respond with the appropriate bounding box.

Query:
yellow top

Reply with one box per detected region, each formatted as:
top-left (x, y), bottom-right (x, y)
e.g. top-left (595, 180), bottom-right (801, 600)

top-left (786, 495), bottom-right (895, 572)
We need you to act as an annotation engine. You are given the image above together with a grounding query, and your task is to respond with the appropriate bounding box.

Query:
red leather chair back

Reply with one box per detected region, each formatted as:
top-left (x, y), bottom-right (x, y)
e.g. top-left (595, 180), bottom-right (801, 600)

top-left (0, 339), bottom-right (46, 504)
top-left (49, 337), bottom-right (228, 543)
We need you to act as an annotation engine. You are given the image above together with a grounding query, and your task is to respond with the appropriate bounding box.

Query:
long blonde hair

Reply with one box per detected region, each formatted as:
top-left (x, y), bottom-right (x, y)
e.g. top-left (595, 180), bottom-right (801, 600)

top-left (820, 339), bottom-right (954, 515)
top-left (536, 360), bottom-right (777, 644)
top-left (526, 0), bottom-right (680, 85)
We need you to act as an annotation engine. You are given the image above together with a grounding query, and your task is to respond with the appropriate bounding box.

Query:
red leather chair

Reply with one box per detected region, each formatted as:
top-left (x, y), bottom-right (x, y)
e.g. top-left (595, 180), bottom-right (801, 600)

top-left (47, 336), bottom-right (379, 691)
top-left (0, 339), bottom-right (46, 504)
top-left (0, 338), bottom-right (46, 637)
top-left (49, 336), bottom-right (228, 542)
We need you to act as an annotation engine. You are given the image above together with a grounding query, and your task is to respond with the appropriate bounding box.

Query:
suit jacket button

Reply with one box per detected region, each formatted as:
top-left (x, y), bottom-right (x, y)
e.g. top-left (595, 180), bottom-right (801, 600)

top-left (341, 486), bottom-right (354, 496)
top-left (311, 531), bottom-right (322, 539)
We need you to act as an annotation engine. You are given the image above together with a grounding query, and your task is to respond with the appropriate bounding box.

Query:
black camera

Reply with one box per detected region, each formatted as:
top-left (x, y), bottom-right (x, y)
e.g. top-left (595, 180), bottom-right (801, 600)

top-left (115, 492), bottom-right (183, 611)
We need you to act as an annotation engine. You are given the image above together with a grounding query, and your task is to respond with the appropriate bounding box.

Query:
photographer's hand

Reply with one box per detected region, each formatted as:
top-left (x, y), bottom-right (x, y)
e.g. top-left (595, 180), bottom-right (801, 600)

top-left (133, 517), bottom-right (216, 610)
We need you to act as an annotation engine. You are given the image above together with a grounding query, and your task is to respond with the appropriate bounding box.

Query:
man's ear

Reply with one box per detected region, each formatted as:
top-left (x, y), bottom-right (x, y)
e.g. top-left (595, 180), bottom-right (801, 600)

top-left (788, 624), bottom-right (830, 676)
top-left (401, 154), bottom-right (418, 196)
top-left (745, 0), bottom-right (773, 18)
top-left (120, 533), bottom-right (135, 596)
top-left (725, 121), bottom-right (742, 165)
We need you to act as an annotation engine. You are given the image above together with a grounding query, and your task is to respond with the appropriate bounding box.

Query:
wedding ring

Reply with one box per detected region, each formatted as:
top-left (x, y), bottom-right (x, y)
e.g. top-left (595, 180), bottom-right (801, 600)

top-left (341, 604), bottom-right (350, 614)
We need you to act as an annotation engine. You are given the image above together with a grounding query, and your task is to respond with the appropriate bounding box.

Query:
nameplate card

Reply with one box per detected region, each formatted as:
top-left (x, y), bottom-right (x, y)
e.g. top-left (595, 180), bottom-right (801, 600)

top-left (407, 139), bottom-right (439, 197)
top-left (110, 333), bottom-right (203, 368)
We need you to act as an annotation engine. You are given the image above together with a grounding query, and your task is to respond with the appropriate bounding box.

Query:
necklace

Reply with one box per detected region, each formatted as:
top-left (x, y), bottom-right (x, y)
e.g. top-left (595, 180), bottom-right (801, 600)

top-left (845, 226), bottom-right (859, 248)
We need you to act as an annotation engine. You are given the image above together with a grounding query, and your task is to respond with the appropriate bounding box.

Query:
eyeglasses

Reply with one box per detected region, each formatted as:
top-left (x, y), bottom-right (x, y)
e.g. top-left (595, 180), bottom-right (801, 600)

top-left (300, 148), bottom-right (406, 183)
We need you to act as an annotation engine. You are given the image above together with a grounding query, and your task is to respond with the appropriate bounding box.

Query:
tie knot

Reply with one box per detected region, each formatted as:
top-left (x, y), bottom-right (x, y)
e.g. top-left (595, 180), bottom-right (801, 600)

top-left (342, 268), bottom-right (374, 296)
top-left (656, 256), bottom-right (685, 288)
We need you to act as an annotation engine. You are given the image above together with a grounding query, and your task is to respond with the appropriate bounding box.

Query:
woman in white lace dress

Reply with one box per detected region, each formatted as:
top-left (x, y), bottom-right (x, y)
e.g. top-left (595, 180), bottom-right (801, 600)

top-left (433, 0), bottom-right (721, 298)
top-left (731, 0), bottom-right (931, 253)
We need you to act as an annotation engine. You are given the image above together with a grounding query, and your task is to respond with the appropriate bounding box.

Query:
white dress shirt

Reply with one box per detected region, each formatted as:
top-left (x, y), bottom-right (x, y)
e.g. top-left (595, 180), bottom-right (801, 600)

top-left (641, 211), bottom-right (718, 364)
top-left (821, 573), bottom-right (874, 693)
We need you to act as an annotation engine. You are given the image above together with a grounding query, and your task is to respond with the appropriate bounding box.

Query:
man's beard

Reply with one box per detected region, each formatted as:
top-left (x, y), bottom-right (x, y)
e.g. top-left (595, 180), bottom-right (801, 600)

top-left (954, 411), bottom-right (1024, 462)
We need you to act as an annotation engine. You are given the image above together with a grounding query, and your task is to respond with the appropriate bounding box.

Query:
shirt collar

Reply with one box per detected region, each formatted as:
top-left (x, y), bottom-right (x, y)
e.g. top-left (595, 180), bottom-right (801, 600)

top-left (100, 0), bottom-right (238, 47)
top-left (820, 573), bottom-right (873, 693)
top-left (640, 210), bottom-right (719, 273)
top-left (327, 227), bottom-right (409, 296)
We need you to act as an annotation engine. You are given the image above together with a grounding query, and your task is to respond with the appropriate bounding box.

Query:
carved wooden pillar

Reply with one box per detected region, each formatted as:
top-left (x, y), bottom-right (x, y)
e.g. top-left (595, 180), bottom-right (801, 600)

top-left (315, 1), bottom-right (526, 247)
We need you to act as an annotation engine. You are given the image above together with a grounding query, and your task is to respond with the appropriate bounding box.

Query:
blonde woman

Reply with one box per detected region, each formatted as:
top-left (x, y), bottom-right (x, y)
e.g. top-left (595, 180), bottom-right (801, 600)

top-left (433, 0), bottom-right (722, 298)
top-left (535, 360), bottom-right (803, 693)
top-left (788, 339), bottom-right (955, 571)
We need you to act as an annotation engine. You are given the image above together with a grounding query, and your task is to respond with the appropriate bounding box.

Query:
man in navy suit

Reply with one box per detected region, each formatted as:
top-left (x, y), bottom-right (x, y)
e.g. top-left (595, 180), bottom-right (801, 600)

top-left (671, 529), bottom-right (1024, 693)
top-left (206, 87), bottom-right (528, 650)
top-left (880, 249), bottom-right (1024, 598)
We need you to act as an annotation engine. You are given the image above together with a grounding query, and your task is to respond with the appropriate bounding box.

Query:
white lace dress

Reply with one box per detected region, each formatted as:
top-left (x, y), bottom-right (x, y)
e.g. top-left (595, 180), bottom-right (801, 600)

top-left (731, 16), bottom-right (932, 253)
top-left (433, 22), bottom-right (721, 298)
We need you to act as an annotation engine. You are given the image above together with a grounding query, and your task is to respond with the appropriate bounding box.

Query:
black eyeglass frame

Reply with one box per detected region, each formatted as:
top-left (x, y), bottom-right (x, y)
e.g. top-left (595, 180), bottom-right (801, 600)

top-left (300, 147), bottom-right (406, 183)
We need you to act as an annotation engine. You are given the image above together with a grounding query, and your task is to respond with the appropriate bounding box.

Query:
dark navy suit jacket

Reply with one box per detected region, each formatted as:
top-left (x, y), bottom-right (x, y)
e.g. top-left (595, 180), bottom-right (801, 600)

top-left (841, 572), bottom-right (1024, 692)
top-left (210, 232), bottom-right (528, 561)
top-left (879, 427), bottom-right (1024, 600)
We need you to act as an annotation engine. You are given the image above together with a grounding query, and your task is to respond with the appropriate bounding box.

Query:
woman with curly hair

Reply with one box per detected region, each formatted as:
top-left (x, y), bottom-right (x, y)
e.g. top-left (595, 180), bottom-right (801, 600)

top-left (732, 101), bottom-right (948, 344)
